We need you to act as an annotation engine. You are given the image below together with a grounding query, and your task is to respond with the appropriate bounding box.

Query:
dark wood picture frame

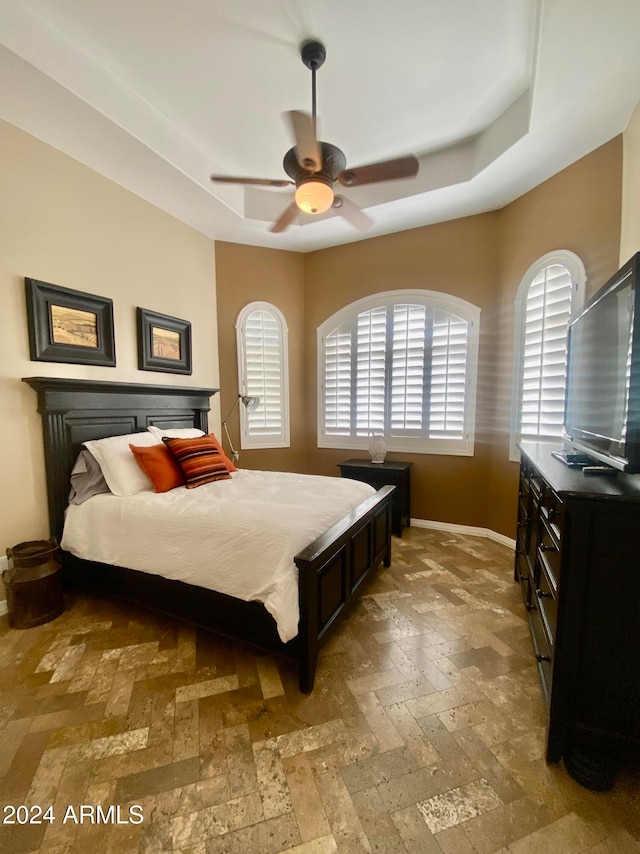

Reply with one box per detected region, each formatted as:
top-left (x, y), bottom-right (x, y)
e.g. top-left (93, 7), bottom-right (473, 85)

top-left (25, 278), bottom-right (116, 366)
top-left (137, 307), bottom-right (192, 375)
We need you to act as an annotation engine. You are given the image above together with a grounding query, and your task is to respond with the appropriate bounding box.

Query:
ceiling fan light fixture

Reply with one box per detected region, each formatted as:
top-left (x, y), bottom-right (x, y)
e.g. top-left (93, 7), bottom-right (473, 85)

top-left (210, 38), bottom-right (418, 233)
top-left (295, 179), bottom-right (334, 214)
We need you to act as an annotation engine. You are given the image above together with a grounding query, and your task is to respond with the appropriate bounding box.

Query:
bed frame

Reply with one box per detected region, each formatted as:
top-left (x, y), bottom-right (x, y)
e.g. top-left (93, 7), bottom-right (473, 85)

top-left (23, 377), bottom-right (393, 693)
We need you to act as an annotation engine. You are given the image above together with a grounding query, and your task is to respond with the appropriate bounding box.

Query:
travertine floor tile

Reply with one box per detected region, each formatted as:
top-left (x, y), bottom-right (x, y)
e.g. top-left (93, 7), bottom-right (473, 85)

top-left (0, 528), bottom-right (637, 853)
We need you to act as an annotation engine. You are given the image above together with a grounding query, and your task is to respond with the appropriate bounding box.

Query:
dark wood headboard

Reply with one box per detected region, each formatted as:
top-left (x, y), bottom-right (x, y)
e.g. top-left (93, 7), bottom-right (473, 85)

top-left (23, 377), bottom-right (219, 542)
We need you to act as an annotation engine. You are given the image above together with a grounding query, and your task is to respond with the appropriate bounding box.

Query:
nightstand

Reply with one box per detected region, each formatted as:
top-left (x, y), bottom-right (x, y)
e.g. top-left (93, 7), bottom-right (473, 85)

top-left (338, 459), bottom-right (412, 536)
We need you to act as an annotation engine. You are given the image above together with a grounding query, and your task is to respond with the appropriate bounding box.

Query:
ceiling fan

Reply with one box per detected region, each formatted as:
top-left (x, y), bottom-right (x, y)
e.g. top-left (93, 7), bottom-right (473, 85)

top-left (210, 40), bottom-right (420, 233)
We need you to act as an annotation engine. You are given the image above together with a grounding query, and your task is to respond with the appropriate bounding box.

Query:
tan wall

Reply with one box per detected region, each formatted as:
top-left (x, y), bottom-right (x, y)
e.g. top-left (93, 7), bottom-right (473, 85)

top-left (0, 119), bottom-right (219, 553)
top-left (215, 139), bottom-right (623, 539)
top-left (3, 116), bottom-right (622, 553)
top-left (490, 137), bottom-right (623, 536)
top-left (214, 241), bottom-right (307, 472)
top-left (620, 99), bottom-right (640, 264)
top-left (303, 214), bottom-right (501, 530)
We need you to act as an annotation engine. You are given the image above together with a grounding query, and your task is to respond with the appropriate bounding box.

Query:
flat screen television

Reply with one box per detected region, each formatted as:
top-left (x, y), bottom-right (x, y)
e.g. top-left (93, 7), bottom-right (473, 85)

top-left (563, 252), bottom-right (640, 473)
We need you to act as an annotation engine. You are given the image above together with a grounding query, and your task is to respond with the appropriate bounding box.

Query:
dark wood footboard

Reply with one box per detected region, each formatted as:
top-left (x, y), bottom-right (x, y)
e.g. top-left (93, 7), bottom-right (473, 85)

top-left (295, 484), bottom-right (393, 691)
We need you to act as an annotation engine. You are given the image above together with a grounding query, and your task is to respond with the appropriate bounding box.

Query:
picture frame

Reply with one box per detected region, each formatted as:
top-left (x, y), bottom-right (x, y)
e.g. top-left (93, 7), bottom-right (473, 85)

top-left (25, 278), bottom-right (116, 366)
top-left (137, 307), bottom-right (192, 375)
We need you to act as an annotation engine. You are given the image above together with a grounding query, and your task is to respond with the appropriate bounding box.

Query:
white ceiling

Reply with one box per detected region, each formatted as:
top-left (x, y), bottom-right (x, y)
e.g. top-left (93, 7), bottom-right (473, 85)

top-left (1, 0), bottom-right (640, 253)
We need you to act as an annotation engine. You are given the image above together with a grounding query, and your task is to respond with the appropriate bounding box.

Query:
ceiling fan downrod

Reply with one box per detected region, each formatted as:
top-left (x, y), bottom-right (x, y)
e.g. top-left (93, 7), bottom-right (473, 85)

top-left (300, 40), bottom-right (326, 136)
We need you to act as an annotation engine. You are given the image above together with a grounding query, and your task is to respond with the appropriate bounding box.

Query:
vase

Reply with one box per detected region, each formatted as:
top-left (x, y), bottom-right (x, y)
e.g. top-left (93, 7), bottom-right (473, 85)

top-left (368, 431), bottom-right (387, 464)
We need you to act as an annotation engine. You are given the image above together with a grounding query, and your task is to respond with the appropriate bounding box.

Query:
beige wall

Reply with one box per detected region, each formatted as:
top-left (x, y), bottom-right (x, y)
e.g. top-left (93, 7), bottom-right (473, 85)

top-left (620, 99), bottom-right (640, 264)
top-left (0, 119), bottom-right (220, 552)
top-left (215, 138), bottom-right (623, 538)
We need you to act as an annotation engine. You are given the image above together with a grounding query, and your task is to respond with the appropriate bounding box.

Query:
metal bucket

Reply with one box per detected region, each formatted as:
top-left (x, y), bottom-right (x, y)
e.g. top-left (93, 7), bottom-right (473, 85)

top-left (4, 538), bottom-right (63, 629)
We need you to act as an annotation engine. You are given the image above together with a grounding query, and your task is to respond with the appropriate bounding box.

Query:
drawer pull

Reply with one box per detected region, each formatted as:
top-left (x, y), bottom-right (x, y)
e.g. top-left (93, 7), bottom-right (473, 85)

top-left (536, 587), bottom-right (552, 599)
top-left (539, 542), bottom-right (558, 554)
top-left (536, 653), bottom-right (551, 663)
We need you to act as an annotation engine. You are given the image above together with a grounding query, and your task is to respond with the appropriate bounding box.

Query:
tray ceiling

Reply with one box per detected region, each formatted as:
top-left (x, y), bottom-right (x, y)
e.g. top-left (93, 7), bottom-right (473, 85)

top-left (1, 0), bottom-right (639, 251)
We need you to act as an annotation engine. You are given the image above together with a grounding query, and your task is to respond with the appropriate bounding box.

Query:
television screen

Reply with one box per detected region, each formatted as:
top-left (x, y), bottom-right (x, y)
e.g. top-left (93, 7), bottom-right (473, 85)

top-left (564, 258), bottom-right (639, 472)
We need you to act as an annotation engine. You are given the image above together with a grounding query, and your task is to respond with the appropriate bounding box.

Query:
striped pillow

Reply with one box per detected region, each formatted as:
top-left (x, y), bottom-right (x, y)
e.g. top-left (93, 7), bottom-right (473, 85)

top-left (162, 435), bottom-right (231, 488)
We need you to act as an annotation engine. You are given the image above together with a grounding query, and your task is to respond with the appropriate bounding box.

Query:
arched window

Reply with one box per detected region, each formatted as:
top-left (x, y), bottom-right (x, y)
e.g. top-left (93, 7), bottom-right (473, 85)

top-left (317, 290), bottom-right (480, 455)
top-left (236, 301), bottom-right (289, 449)
top-left (510, 251), bottom-right (586, 459)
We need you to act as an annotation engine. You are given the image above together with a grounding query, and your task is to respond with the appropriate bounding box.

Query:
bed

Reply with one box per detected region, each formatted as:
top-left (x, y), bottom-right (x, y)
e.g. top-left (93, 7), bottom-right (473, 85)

top-left (23, 377), bottom-right (393, 692)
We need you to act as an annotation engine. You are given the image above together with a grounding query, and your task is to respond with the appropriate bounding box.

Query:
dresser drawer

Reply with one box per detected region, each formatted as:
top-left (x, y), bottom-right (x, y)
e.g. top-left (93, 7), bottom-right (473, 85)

top-left (538, 514), bottom-right (561, 591)
top-left (516, 550), bottom-right (532, 596)
top-left (535, 561), bottom-right (558, 645)
top-left (541, 488), bottom-right (565, 541)
top-left (528, 605), bottom-right (552, 701)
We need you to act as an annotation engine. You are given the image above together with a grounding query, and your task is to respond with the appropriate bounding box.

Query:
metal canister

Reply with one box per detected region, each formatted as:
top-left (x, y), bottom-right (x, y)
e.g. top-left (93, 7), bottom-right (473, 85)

top-left (4, 538), bottom-right (63, 629)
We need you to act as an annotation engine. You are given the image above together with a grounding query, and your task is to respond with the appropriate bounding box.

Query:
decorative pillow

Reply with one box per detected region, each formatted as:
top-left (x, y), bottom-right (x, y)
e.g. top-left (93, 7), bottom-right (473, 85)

top-left (68, 449), bottom-right (111, 505)
top-left (206, 433), bottom-right (237, 473)
top-left (83, 431), bottom-right (159, 496)
top-left (149, 425), bottom-right (236, 472)
top-left (162, 435), bottom-right (232, 488)
top-left (129, 443), bottom-right (185, 493)
top-left (147, 426), bottom-right (205, 440)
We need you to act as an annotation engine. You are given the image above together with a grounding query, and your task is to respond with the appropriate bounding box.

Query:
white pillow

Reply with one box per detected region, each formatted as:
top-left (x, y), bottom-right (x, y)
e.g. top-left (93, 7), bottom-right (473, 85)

top-left (147, 426), bottom-right (205, 440)
top-left (83, 431), bottom-right (160, 496)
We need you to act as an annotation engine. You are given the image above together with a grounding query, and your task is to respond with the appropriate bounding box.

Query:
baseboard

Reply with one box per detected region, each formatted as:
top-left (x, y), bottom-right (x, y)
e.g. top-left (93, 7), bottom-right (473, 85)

top-left (410, 518), bottom-right (516, 551)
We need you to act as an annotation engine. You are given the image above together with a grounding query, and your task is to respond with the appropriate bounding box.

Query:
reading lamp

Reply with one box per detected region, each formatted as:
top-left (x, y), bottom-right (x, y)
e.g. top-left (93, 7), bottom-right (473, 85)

top-left (222, 394), bottom-right (260, 461)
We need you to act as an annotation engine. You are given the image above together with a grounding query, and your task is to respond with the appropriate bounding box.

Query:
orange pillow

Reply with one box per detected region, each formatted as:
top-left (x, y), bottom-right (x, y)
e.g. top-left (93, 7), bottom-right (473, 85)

top-left (129, 443), bottom-right (186, 493)
top-left (162, 435), bottom-right (231, 488)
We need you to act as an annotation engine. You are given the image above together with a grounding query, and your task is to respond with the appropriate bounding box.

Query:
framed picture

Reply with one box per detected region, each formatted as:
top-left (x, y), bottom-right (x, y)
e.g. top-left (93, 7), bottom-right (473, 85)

top-left (137, 307), bottom-right (192, 375)
top-left (25, 278), bottom-right (116, 366)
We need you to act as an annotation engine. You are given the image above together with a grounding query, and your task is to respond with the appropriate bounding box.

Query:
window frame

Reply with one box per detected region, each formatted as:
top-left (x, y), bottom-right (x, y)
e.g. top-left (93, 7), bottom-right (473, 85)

top-left (236, 300), bottom-right (290, 450)
top-left (509, 250), bottom-right (586, 461)
top-left (317, 289), bottom-right (481, 456)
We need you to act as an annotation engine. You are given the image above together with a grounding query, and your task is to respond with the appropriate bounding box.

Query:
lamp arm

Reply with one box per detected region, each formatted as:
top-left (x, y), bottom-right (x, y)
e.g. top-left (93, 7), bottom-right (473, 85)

top-left (222, 394), bottom-right (241, 424)
top-left (222, 420), bottom-right (239, 461)
top-left (222, 395), bottom-right (242, 461)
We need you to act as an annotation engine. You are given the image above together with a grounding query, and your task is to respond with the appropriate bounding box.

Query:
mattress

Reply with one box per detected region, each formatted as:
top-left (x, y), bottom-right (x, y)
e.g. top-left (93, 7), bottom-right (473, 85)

top-left (61, 469), bottom-right (375, 642)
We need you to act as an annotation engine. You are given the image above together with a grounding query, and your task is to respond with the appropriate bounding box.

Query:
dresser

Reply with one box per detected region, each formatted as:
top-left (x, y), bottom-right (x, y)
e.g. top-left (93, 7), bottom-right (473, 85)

top-left (338, 459), bottom-right (412, 537)
top-left (516, 441), bottom-right (640, 789)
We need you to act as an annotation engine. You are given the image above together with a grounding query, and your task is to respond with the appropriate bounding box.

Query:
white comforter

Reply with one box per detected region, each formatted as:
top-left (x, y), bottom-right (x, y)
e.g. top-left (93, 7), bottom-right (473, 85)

top-left (61, 469), bottom-right (375, 643)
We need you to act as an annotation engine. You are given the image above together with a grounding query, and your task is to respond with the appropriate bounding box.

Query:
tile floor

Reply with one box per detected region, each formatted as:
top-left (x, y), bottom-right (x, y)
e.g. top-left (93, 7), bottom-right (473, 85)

top-left (0, 527), bottom-right (638, 853)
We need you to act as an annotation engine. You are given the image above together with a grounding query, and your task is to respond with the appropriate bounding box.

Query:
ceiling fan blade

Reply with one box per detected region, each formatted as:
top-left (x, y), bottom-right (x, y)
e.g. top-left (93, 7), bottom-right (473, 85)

top-left (210, 175), bottom-right (293, 188)
top-left (269, 201), bottom-right (299, 233)
top-left (287, 110), bottom-right (322, 172)
top-left (332, 195), bottom-right (372, 231)
top-left (337, 155), bottom-right (419, 188)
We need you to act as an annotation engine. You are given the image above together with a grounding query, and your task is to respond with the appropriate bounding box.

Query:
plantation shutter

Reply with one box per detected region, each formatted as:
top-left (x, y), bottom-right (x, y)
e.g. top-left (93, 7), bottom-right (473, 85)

top-left (429, 309), bottom-right (468, 439)
top-left (356, 307), bottom-right (387, 435)
top-left (521, 264), bottom-right (574, 439)
top-left (237, 301), bottom-right (289, 450)
top-left (318, 290), bottom-right (479, 454)
top-left (323, 324), bottom-right (352, 435)
top-left (390, 304), bottom-right (427, 435)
